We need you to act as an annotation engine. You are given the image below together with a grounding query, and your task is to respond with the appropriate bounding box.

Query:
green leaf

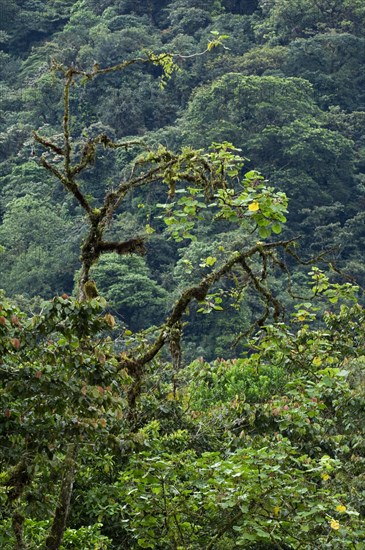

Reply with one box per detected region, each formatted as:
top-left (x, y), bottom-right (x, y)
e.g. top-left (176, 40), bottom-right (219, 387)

top-left (258, 226), bottom-right (271, 239)
top-left (271, 222), bottom-right (282, 234)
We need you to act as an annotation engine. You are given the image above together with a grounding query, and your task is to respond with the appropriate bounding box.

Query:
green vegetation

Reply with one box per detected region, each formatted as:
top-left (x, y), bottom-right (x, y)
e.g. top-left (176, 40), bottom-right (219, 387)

top-left (1, 1), bottom-right (365, 548)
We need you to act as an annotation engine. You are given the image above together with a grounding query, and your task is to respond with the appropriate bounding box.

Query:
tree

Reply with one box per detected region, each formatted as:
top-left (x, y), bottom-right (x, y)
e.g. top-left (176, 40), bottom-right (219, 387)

top-left (178, 73), bottom-right (357, 256)
top-left (0, 0), bottom-right (74, 55)
top-left (92, 254), bottom-right (169, 330)
top-left (283, 33), bottom-right (365, 111)
top-left (0, 49), bottom-right (294, 548)
top-left (0, 194), bottom-right (79, 297)
top-left (1, 46), bottom-right (364, 550)
top-left (255, 0), bottom-right (365, 45)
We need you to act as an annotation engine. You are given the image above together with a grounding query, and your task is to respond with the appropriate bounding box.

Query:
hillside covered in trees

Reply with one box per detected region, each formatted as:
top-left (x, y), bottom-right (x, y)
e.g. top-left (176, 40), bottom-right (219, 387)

top-left (0, 1), bottom-right (365, 548)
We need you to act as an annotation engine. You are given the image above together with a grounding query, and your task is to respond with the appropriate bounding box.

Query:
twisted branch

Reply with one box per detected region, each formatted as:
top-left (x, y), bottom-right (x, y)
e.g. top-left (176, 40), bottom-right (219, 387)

top-left (121, 239), bottom-right (296, 412)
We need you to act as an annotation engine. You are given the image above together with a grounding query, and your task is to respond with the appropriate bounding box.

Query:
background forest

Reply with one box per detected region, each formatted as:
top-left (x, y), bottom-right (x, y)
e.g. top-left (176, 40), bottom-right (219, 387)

top-left (1, 0), bottom-right (365, 350)
top-left (0, 0), bottom-right (365, 549)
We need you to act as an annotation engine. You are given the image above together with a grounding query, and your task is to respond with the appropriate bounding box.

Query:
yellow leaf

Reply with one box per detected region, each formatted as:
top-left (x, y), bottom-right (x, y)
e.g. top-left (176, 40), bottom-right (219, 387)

top-left (321, 473), bottom-right (330, 481)
top-left (312, 356), bottom-right (322, 366)
top-left (273, 506), bottom-right (280, 516)
top-left (248, 201), bottom-right (260, 211)
top-left (336, 505), bottom-right (347, 513)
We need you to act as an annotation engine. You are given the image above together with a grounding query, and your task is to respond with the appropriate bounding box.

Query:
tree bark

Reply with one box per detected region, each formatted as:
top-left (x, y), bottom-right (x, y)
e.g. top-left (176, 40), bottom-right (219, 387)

top-left (45, 444), bottom-right (77, 550)
top-left (12, 510), bottom-right (27, 550)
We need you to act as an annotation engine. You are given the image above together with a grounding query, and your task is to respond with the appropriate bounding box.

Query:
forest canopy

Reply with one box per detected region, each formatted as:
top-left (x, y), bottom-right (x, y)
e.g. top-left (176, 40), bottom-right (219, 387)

top-left (0, 1), bottom-right (365, 548)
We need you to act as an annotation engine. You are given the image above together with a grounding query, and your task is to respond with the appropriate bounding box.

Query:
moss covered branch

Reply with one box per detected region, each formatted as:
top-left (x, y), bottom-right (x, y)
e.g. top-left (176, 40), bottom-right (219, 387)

top-left (121, 238), bottom-right (296, 412)
top-left (45, 444), bottom-right (78, 550)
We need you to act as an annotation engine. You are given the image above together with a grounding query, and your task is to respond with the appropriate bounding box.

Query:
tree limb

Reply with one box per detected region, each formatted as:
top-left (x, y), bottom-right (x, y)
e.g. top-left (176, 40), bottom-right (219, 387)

top-left (45, 444), bottom-right (78, 550)
top-left (96, 237), bottom-right (146, 256)
top-left (120, 239), bottom-right (296, 412)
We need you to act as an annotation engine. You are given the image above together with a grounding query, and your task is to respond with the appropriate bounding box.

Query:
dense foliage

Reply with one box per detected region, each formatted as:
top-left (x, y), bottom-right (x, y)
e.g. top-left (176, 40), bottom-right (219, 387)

top-left (1, 0), bottom-right (365, 548)
top-left (1, 272), bottom-right (365, 548)
top-left (1, 0), bottom-right (365, 321)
